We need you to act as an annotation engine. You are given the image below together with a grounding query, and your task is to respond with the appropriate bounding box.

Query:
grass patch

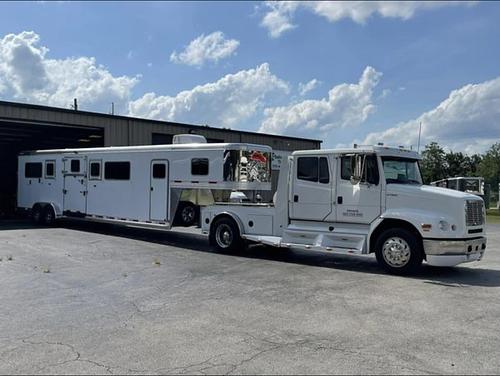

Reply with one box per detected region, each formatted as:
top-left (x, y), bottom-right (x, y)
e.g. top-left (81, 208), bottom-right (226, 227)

top-left (487, 208), bottom-right (500, 224)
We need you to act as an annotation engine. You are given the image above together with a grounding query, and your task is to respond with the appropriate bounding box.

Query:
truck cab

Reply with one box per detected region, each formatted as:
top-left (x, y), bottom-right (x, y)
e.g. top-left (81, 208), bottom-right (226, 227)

top-left (202, 145), bottom-right (487, 275)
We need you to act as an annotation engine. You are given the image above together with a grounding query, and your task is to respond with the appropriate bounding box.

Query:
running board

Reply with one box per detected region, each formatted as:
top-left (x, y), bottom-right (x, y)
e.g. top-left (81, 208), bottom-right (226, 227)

top-left (242, 234), bottom-right (363, 255)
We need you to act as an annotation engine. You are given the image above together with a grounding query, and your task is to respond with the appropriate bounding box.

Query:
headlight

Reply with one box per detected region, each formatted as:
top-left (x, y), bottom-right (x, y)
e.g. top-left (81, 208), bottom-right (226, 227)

top-left (439, 220), bottom-right (449, 231)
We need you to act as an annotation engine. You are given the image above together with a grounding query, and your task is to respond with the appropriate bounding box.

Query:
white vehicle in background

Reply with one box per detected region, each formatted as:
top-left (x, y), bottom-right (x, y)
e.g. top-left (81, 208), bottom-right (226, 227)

top-left (202, 145), bottom-right (487, 274)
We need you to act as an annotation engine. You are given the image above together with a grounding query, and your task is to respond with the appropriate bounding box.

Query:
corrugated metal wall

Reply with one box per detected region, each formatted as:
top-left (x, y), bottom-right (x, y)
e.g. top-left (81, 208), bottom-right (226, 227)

top-left (0, 101), bottom-right (321, 151)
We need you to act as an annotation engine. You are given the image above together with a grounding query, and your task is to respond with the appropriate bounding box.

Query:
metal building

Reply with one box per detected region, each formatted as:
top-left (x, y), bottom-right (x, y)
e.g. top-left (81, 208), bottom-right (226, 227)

top-left (0, 100), bottom-right (321, 217)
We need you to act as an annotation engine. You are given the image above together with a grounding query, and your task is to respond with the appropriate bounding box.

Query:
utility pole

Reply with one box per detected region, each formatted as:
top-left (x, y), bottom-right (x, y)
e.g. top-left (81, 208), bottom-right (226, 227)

top-left (71, 98), bottom-right (78, 111)
top-left (111, 102), bottom-right (115, 115)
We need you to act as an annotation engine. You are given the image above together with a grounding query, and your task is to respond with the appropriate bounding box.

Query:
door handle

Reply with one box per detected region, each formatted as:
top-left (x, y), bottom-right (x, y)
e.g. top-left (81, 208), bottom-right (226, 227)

top-left (150, 187), bottom-right (154, 191)
top-left (294, 195), bottom-right (299, 202)
top-left (337, 196), bottom-right (343, 204)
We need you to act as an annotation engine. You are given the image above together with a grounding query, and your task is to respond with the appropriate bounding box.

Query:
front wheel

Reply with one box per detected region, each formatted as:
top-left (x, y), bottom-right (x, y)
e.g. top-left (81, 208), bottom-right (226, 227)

top-left (375, 228), bottom-right (423, 275)
top-left (209, 217), bottom-right (244, 252)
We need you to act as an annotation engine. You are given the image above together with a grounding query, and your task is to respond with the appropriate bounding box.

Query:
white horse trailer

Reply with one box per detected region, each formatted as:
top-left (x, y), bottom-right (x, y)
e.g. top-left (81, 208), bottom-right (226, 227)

top-left (17, 140), bottom-right (272, 228)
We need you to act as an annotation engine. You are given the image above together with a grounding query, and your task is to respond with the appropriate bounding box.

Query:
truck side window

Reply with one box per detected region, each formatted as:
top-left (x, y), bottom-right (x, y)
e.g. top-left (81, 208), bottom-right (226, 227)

top-left (341, 156), bottom-right (352, 180)
top-left (297, 157), bottom-right (318, 182)
top-left (45, 161), bottom-right (55, 178)
top-left (25, 162), bottom-right (42, 178)
top-left (364, 155), bottom-right (379, 185)
top-left (192, 158), bottom-right (209, 175)
top-left (319, 157), bottom-right (329, 184)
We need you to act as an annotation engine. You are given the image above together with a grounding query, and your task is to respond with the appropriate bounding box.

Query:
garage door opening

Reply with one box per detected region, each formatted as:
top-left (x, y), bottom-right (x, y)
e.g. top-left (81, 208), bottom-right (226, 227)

top-left (0, 121), bottom-right (104, 218)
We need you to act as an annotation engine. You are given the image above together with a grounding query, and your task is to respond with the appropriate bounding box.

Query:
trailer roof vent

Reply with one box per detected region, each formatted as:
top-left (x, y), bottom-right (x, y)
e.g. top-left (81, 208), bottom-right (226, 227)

top-left (172, 134), bottom-right (207, 144)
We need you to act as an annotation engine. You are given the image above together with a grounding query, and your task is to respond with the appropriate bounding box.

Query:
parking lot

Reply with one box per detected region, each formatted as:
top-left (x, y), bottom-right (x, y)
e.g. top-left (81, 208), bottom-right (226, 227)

top-left (0, 221), bottom-right (499, 375)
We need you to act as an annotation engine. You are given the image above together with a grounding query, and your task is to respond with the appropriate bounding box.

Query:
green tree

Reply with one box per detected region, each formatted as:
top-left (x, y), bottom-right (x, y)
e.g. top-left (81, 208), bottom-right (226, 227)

top-left (420, 142), bottom-right (447, 183)
top-left (479, 142), bottom-right (500, 193)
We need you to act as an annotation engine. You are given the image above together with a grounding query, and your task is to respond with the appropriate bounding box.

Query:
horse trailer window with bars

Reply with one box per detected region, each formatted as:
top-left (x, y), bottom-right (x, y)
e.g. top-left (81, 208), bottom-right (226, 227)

top-left (70, 159), bottom-right (80, 173)
top-left (25, 162), bottom-right (42, 178)
top-left (191, 158), bottom-right (209, 176)
top-left (89, 161), bottom-right (102, 180)
top-left (104, 162), bottom-right (130, 180)
top-left (45, 161), bottom-right (55, 178)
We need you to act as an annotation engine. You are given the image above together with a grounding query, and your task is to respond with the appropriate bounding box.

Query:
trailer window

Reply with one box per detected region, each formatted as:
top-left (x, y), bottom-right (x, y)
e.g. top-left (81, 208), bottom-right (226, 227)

top-left (89, 161), bottom-right (101, 180)
top-left (45, 161), bottom-right (55, 178)
top-left (191, 158), bottom-right (209, 175)
top-left (297, 157), bottom-right (318, 182)
top-left (25, 162), bottom-right (42, 178)
top-left (152, 164), bottom-right (166, 179)
top-left (104, 162), bottom-right (130, 180)
top-left (70, 159), bottom-right (80, 173)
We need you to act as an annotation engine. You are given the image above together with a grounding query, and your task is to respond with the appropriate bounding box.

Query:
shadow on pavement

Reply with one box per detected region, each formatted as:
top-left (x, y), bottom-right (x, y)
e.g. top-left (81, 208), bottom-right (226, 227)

top-left (2, 219), bottom-right (500, 288)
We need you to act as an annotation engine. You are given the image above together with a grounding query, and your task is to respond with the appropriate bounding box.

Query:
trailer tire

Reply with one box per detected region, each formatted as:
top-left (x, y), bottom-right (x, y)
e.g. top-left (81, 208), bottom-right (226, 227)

top-left (375, 228), bottom-right (423, 275)
top-left (42, 206), bottom-right (56, 226)
top-left (31, 205), bottom-right (43, 225)
top-left (209, 217), bottom-right (243, 252)
top-left (175, 202), bottom-right (198, 227)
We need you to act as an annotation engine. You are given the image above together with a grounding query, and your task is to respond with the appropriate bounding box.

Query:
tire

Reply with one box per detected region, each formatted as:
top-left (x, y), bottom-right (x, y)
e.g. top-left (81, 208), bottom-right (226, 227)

top-left (375, 228), bottom-right (423, 275)
top-left (209, 217), bottom-right (244, 252)
top-left (41, 206), bottom-right (56, 226)
top-left (175, 202), bottom-right (198, 227)
top-left (31, 205), bottom-right (42, 224)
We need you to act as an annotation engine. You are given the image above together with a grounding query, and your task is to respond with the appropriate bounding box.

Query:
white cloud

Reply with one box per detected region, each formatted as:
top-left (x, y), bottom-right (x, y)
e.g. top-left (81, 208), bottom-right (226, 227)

top-left (260, 1), bottom-right (475, 38)
top-left (129, 63), bottom-right (289, 127)
top-left (259, 66), bottom-right (382, 136)
top-left (127, 50), bottom-right (134, 60)
top-left (0, 31), bottom-right (139, 113)
top-left (362, 76), bottom-right (500, 154)
top-left (298, 78), bottom-right (320, 96)
top-left (380, 88), bottom-right (391, 99)
top-left (170, 31), bottom-right (240, 67)
top-left (260, 2), bottom-right (299, 38)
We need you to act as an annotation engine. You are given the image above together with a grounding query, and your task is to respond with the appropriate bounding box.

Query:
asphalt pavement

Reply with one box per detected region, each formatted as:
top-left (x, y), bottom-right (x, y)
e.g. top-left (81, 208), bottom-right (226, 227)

top-left (0, 220), bottom-right (499, 374)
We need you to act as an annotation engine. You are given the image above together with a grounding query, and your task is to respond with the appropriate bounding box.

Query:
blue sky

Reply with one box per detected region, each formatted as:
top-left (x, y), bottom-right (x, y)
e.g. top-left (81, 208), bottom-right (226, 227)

top-left (0, 1), bottom-right (499, 153)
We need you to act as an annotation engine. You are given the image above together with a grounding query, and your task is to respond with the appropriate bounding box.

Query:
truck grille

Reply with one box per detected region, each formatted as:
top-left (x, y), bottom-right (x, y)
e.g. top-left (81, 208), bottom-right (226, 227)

top-left (466, 200), bottom-right (484, 226)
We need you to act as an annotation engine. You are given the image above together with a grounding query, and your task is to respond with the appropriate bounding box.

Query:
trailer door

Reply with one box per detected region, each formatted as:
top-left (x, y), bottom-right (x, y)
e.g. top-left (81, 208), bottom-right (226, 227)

top-left (63, 157), bottom-right (87, 214)
top-left (150, 160), bottom-right (169, 221)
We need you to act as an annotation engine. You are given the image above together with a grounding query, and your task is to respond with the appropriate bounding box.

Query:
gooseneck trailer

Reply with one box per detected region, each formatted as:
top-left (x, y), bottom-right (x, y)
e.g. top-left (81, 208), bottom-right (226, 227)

top-left (18, 139), bottom-right (486, 275)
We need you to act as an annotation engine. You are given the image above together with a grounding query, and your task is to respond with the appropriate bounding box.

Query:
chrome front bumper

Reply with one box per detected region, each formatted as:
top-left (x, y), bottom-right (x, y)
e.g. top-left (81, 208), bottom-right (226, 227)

top-left (423, 237), bottom-right (487, 267)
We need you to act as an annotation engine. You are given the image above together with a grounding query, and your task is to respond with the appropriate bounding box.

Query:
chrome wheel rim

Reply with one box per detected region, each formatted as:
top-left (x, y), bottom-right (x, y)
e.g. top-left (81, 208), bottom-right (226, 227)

top-left (215, 224), bottom-right (233, 248)
top-left (382, 237), bottom-right (411, 268)
top-left (45, 211), bottom-right (54, 223)
top-left (181, 206), bottom-right (195, 223)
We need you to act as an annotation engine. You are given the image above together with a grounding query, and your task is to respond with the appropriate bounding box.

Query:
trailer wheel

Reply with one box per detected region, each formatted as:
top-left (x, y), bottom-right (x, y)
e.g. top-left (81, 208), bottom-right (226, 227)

top-left (209, 217), bottom-right (243, 252)
top-left (42, 206), bottom-right (56, 226)
top-left (31, 205), bottom-right (42, 224)
top-left (375, 228), bottom-right (423, 275)
top-left (175, 202), bottom-right (198, 227)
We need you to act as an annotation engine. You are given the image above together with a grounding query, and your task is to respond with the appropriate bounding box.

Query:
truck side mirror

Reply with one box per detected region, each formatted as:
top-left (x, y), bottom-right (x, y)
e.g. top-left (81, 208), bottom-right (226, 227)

top-left (350, 155), bottom-right (364, 185)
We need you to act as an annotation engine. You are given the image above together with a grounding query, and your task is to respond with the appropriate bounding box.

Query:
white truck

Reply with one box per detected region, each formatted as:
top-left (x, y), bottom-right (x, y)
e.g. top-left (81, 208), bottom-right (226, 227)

top-left (18, 140), bottom-right (487, 275)
top-left (202, 145), bottom-right (487, 274)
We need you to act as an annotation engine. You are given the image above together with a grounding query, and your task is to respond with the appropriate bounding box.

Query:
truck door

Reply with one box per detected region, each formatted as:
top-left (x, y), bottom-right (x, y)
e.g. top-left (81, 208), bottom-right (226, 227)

top-left (149, 160), bottom-right (169, 221)
top-left (336, 154), bottom-right (382, 224)
top-left (63, 157), bottom-right (87, 214)
top-left (289, 155), bottom-right (334, 221)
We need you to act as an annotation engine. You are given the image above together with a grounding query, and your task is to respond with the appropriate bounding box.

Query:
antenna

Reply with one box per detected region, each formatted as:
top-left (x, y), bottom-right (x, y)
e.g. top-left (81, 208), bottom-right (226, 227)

top-left (71, 98), bottom-right (78, 111)
top-left (417, 121), bottom-right (422, 152)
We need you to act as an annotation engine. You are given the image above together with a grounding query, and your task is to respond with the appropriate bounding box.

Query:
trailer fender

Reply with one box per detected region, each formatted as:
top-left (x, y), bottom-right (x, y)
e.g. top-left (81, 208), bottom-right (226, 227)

top-left (33, 202), bottom-right (62, 217)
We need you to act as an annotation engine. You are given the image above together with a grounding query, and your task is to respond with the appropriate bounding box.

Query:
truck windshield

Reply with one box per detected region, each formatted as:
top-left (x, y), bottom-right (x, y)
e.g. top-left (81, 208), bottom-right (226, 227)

top-left (382, 157), bottom-right (422, 185)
